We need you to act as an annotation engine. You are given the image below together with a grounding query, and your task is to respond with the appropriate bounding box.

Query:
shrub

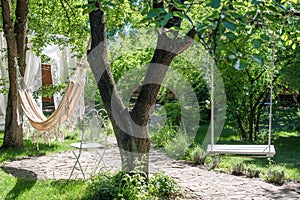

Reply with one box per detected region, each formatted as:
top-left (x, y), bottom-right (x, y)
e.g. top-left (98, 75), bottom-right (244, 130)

top-left (189, 145), bottom-right (206, 165)
top-left (231, 162), bottom-right (245, 176)
top-left (82, 171), bottom-right (185, 200)
top-left (263, 165), bottom-right (286, 185)
top-left (149, 172), bottom-right (185, 199)
top-left (245, 165), bottom-right (261, 178)
top-left (205, 155), bottom-right (221, 170)
top-left (151, 124), bottom-right (178, 148)
top-left (164, 131), bottom-right (190, 159)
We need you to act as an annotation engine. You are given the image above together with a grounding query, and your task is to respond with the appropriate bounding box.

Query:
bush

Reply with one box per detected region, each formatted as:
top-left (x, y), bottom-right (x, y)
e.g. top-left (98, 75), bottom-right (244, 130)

top-left (149, 172), bottom-right (185, 199)
top-left (164, 131), bottom-right (190, 159)
top-left (82, 171), bottom-right (185, 200)
top-left (188, 145), bottom-right (206, 165)
top-left (151, 124), bottom-right (178, 148)
top-left (231, 162), bottom-right (245, 176)
top-left (263, 165), bottom-right (286, 185)
top-left (205, 155), bottom-right (221, 170)
top-left (245, 165), bottom-right (261, 178)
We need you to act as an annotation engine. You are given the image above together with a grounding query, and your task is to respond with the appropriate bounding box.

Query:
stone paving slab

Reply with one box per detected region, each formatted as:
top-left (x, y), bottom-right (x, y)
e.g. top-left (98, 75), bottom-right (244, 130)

top-left (1, 137), bottom-right (300, 199)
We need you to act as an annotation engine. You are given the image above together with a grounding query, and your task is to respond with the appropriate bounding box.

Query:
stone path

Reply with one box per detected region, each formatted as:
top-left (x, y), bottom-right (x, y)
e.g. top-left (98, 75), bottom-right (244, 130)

top-left (1, 137), bottom-right (300, 199)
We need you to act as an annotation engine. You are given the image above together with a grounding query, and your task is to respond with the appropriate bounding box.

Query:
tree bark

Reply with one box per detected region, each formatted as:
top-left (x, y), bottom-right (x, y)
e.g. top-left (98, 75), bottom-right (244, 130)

top-left (1, 0), bottom-right (29, 149)
top-left (88, 2), bottom-right (195, 176)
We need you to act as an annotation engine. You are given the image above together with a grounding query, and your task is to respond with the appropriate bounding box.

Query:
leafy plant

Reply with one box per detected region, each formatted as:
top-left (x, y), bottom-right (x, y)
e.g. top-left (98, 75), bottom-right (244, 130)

top-left (245, 165), bottom-right (261, 178)
top-left (164, 130), bottom-right (190, 159)
top-left (188, 145), bottom-right (207, 165)
top-left (264, 165), bottom-right (286, 185)
top-left (82, 171), bottom-right (184, 200)
top-left (33, 82), bottom-right (67, 99)
top-left (0, 77), bottom-right (8, 94)
top-left (151, 123), bottom-right (178, 148)
top-left (231, 162), bottom-right (245, 176)
top-left (205, 155), bottom-right (222, 170)
top-left (149, 172), bottom-right (185, 199)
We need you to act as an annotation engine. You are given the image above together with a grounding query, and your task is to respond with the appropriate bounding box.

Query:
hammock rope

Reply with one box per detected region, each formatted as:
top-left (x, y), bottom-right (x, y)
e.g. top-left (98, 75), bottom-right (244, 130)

top-left (18, 53), bottom-right (88, 132)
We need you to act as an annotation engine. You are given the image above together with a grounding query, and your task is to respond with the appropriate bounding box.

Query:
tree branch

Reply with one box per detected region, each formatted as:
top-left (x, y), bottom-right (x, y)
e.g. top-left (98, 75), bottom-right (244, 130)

top-left (59, 0), bottom-right (71, 30)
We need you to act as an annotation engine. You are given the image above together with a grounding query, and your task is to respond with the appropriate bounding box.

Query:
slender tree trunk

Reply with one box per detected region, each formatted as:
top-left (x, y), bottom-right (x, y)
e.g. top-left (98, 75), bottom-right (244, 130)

top-left (237, 113), bottom-right (246, 140)
top-left (1, 0), bottom-right (29, 149)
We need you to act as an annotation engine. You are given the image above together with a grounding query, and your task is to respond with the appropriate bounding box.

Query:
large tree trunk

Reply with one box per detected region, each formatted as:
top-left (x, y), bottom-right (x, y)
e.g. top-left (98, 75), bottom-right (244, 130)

top-left (88, 2), bottom-right (195, 176)
top-left (1, 0), bottom-right (28, 149)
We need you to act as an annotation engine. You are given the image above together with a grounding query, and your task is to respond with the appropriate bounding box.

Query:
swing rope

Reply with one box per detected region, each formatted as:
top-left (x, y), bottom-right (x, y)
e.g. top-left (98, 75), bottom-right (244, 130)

top-left (268, 31), bottom-right (276, 150)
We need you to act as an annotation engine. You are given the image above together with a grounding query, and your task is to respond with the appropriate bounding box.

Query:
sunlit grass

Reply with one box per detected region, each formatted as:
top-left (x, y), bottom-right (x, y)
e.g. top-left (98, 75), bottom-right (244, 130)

top-left (0, 169), bottom-right (88, 200)
top-left (0, 129), bottom-right (80, 163)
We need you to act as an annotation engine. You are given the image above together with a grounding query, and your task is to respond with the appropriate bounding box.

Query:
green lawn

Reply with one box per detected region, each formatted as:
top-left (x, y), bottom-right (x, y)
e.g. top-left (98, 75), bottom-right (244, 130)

top-left (0, 169), bottom-right (88, 200)
top-left (0, 130), bottom-right (88, 200)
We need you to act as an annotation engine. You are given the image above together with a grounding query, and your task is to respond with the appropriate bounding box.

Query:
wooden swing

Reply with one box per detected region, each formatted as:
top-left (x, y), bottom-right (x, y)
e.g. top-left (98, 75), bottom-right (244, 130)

top-left (206, 37), bottom-right (276, 158)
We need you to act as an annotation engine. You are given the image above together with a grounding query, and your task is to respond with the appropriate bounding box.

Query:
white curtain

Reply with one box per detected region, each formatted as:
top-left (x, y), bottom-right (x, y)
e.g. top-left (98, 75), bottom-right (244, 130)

top-left (42, 45), bottom-right (77, 109)
top-left (0, 33), bottom-right (42, 130)
top-left (25, 44), bottom-right (42, 108)
top-left (0, 33), bottom-right (7, 130)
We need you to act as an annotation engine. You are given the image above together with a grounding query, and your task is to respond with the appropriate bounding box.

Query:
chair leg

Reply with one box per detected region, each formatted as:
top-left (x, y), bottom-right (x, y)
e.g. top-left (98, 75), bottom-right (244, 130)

top-left (93, 148), bottom-right (106, 174)
top-left (68, 148), bottom-right (85, 181)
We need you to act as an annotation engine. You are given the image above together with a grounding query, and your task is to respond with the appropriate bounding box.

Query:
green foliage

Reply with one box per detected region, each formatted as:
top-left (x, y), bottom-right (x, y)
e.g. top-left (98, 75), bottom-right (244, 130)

top-left (245, 164), bottom-right (261, 178)
top-left (33, 82), bottom-right (67, 99)
top-left (164, 130), bottom-right (190, 159)
top-left (28, 0), bottom-right (89, 55)
top-left (82, 171), bottom-right (184, 200)
top-left (163, 100), bottom-right (181, 126)
top-left (151, 123), bottom-right (178, 148)
top-left (230, 162), bottom-right (261, 178)
top-left (148, 172), bottom-right (185, 199)
top-left (205, 155), bottom-right (222, 170)
top-left (231, 162), bottom-right (246, 176)
top-left (84, 68), bottom-right (102, 108)
top-left (0, 77), bottom-right (8, 94)
top-left (264, 165), bottom-right (287, 185)
top-left (188, 145), bottom-right (206, 165)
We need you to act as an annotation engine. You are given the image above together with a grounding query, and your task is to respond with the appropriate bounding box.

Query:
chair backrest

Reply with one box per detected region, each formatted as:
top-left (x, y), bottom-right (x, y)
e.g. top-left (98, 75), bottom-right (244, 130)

top-left (80, 109), bottom-right (108, 144)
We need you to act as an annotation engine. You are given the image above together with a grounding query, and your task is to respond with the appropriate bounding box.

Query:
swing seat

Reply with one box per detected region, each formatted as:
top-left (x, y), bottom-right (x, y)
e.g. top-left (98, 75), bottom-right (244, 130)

top-left (206, 144), bottom-right (275, 157)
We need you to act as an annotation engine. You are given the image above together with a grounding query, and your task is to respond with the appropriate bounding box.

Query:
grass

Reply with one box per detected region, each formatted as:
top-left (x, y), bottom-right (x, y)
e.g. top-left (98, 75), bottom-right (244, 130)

top-left (0, 129), bottom-right (88, 200)
top-left (0, 135), bottom-right (77, 163)
top-left (0, 169), bottom-right (88, 200)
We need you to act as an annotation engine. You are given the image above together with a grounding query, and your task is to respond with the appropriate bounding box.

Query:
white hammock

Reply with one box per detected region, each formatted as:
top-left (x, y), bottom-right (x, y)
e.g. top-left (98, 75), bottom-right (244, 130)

top-left (18, 58), bottom-right (87, 132)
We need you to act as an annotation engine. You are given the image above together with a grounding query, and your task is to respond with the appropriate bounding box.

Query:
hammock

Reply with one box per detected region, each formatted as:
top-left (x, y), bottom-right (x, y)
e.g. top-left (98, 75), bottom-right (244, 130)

top-left (18, 56), bottom-right (87, 132)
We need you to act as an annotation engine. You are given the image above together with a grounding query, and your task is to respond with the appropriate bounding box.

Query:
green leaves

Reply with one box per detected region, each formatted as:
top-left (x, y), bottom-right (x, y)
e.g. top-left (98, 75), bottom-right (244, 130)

top-left (147, 8), bottom-right (165, 18)
top-left (223, 21), bottom-right (236, 31)
top-left (260, 34), bottom-right (270, 41)
top-left (211, 0), bottom-right (221, 9)
top-left (252, 39), bottom-right (262, 49)
top-left (233, 58), bottom-right (247, 70)
top-left (251, 54), bottom-right (264, 66)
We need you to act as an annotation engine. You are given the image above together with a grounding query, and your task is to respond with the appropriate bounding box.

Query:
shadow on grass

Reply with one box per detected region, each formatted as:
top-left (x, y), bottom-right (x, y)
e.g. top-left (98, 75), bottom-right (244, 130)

top-left (1, 166), bottom-right (37, 200)
top-left (0, 140), bottom-right (59, 163)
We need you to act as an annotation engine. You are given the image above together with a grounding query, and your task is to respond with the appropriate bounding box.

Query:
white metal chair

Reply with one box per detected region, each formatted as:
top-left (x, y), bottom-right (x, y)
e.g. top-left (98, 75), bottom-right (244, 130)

top-left (68, 109), bottom-right (109, 180)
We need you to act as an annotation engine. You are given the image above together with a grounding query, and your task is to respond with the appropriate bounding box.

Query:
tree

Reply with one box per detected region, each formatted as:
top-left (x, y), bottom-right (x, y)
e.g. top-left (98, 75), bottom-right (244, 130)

top-left (1, 0), bottom-right (28, 149)
top-left (87, 0), bottom-right (196, 175)
top-left (1, 0), bottom-right (90, 148)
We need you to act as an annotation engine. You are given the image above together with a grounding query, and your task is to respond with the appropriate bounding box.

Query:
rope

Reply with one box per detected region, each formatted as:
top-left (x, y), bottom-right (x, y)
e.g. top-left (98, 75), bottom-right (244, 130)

top-left (268, 32), bottom-right (276, 150)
